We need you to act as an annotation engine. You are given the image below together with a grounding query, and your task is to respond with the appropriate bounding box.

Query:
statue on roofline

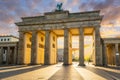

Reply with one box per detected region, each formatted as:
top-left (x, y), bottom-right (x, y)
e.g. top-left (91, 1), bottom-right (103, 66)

top-left (55, 3), bottom-right (63, 11)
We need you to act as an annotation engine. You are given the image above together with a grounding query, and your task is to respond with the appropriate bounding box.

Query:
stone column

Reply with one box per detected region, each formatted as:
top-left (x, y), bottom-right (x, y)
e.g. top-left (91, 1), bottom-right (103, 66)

top-left (103, 44), bottom-right (108, 66)
top-left (0, 47), bottom-right (3, 64)
top-left (64, 28), bottom-right (69, 65)
top-left (6, 47), bottom-right (10, 64)
top-left (63, 29), bottom-right (72, 65)
top-left (79, 27), bottom-right (85, 66)
top-left (94, 26), bottom-right (102, 66)
top-left (31, 31), bottom-right (38, 64)
top-left (14, 46), bottom-right (17, 64)
top-left (18, 32), bottom-right (25, 64)
top-left (115, 44), bottom-right (120, 66)
top-left (44, 30), bottom-right (51, 65)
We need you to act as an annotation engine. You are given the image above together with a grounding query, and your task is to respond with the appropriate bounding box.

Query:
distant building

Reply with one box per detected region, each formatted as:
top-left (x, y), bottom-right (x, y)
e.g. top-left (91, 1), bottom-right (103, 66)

top-left (57, 49), bottom-right (64, 62)
top-left (0, 35), bottom-right (18, 64)
top-left (102, 38), bottom-right (120, 66)
top-left (57, 48), bottom-right (79, 62)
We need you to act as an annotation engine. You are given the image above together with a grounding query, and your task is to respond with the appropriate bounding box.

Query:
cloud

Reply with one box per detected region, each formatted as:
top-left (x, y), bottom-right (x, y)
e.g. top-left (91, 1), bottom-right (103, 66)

top-left (55, 0), bottom-right (67, 3)
top-left (0, 0), bottom-right (120, 38)
top-left (78, 0), bottom-right (120, 26)
top-left (100, 27), bottom-right (120, 38)
top-left (72, 0), bottom-right (79, 6)
top-left (0, 0), bottom-right (44, 36)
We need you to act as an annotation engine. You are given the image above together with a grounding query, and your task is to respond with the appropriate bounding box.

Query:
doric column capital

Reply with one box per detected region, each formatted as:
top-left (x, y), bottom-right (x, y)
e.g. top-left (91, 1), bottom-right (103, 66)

top-left (19, 31), bottom-right (25, 35)
top-left (104, 43), bottom-right (107, 47)
top-left (31, 30), bottom-right (37, 34)
top-left (79, 26), bottom-right (84, 32)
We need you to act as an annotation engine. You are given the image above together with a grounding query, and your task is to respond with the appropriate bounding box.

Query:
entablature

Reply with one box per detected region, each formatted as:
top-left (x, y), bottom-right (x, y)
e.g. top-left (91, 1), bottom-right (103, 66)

top-left (103, 38), bottom-right (120, 44)
top-left (18, 21), bottom-right (100, 31)
top-left (15, 10), bottom-right (103, 27)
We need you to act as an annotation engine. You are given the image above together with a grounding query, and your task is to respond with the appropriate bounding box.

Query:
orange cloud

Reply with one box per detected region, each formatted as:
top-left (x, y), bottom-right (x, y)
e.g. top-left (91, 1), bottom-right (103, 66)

top-left (100, 27), bottom-right (120, 38)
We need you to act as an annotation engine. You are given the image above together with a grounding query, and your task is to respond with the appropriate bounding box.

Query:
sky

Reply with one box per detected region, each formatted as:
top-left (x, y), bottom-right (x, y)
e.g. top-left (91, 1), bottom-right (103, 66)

top-left (0, 0), bottom-right (120, 38)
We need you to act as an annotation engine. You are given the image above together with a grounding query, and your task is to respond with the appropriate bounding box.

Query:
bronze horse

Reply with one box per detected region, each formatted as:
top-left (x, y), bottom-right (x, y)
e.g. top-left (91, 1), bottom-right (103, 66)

top-left (56, 3), bottom-right (63, 11)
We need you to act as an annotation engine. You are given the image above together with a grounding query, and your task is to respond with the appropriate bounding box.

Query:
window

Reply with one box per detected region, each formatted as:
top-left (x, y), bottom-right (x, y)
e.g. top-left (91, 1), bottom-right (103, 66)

top-left (8, 39), bottom-right (10, 41)
top-left (39, 43), bottom-right (44, 48)
top-left (53, 36), bottom-right (55, 41)
top-left (4, 39), bottom-right (6, 41)
top-left (41, 37), bottom-right (44, 42)
top-left (53, 44), bottom-right (55, 48)
top-left (29, 37), bottom-right (31, 42)
top-left (1, 39), bottom-right (3, 41)
top-left (27, 44), bottom-right (31, 48)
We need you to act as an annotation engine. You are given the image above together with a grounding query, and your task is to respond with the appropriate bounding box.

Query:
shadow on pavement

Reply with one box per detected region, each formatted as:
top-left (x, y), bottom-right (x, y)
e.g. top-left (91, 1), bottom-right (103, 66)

top-left (107, 66), bottom-right (120, 70)
top-left (0, 65), bottom-right (50, 79)
top-left (0, 65), bottom-right (28, 70)
top-left (85, 66), bottom-right (120, 79)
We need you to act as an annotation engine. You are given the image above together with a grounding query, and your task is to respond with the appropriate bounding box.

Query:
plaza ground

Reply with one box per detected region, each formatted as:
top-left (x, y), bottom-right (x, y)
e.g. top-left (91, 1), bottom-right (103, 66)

top-left (0, 62), bottom-right (120, 80)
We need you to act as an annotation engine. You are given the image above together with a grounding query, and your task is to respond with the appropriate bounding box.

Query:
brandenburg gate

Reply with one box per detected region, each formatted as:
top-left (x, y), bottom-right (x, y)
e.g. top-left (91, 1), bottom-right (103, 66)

top-left (16, 10), bottom-right (103, 66)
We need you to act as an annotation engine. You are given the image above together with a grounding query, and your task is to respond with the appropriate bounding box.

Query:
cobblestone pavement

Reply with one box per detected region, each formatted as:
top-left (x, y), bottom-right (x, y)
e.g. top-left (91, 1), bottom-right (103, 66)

top-left (0, 62), bottom-right (120, 80)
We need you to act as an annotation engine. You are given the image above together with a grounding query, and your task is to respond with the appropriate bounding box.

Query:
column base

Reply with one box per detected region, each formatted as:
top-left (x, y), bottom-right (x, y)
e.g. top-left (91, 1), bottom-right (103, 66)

top-left (95, 63), bottom-right (104, 66)
top-left (30, 63), bottom-right (37, 65)
top-left (78, 64), bottom-right (85, 66)
top-left (63, 63), bottom-right (72, 66)
top-left (44, 63), bottom-right (57, 65)
top-left (115, 64), bottom-right (120, 66)
top-left (102, 64), bottom-right (108, 67)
